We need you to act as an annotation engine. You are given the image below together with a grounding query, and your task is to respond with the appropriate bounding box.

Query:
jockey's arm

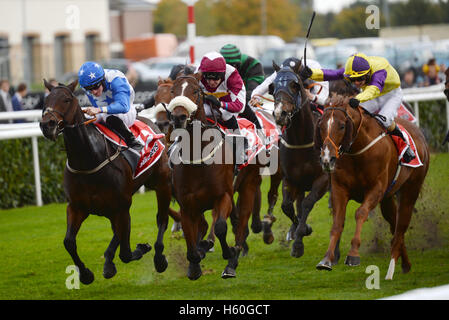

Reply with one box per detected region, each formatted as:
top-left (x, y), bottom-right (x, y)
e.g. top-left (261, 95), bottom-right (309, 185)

top-left (355, 69), bottom-right (387, 103)
top-left (309, 80), bottom-right (329, 105)
top-left (310, 68), bottom-right (345, 82)
top-left (250, 72), bottom-right (276, 105)
top-left (223, 70), bottom-right (246, 113)
top-left (107, 78), bottom-right (132, 114)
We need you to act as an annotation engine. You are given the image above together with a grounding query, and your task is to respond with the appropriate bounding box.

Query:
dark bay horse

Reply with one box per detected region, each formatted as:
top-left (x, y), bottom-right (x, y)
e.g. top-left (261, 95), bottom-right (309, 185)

top-left (315, 101), bottom-right (429, 279)
top-left (39, 80), bottom-right (180, 284)
top-left (270, 62), bottom-right (329, 258)
top-left (167, 73), bottom-right (239, 280)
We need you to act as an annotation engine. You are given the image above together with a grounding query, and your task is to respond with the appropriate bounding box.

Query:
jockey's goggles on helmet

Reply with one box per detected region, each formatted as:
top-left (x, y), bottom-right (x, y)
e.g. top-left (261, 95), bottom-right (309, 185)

top-left (349, 74), bottom-right (369, 83)
top-left (84, 81), bottom-right (103, 91)
top-left (203, 72), bottom-right (224, 80)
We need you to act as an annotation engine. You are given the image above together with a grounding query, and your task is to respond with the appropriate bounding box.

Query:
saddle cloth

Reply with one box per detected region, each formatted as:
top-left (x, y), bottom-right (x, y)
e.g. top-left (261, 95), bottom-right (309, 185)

top-left (253, 110), bottom-right (281, 151)
top-left (94, 120), bottom-right (166, 179)
top-left (397, 103), bottom-right (417, 124)
top-left (390, 124), bottom-right (423, 168)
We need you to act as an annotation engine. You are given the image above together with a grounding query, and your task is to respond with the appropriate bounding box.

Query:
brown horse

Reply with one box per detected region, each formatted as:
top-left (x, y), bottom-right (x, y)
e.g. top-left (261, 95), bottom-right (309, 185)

top-left (39, 80), bottom-right (180, 284)
top-left (314, 101), bottom-right (429, 279)
top-left (167, 73), bottom-right (239, 280)
top-left (270, 62), bottom-right (329, 258)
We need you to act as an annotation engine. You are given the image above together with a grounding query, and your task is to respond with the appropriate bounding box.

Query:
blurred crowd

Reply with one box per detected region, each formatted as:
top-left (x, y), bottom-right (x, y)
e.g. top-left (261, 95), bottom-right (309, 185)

top-left (401, 58), bottom-right (447, 89)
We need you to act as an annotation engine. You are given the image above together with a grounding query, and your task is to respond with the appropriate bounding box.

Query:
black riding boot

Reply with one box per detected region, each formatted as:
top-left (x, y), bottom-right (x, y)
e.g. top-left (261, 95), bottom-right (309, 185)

top-left (221, 116), bottom-right (248, 165)
top-left (388, 124), bottom-right (416, 163)
top-left (240, 104), bottom-right (261, 129)
top-left (106, 116), bottom-right (143, 154)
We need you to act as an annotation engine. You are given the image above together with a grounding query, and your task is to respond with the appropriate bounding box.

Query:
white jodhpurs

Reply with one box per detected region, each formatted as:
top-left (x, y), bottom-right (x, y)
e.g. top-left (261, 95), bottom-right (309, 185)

top-left (360, 87), bottom-right (403, 128)
top-left (95, 104), bottom-right (137, 128)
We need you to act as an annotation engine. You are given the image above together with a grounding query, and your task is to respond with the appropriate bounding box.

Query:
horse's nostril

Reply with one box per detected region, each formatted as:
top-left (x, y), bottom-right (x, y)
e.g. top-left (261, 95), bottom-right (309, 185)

top-left (281, 111), bottom-right (287, 117)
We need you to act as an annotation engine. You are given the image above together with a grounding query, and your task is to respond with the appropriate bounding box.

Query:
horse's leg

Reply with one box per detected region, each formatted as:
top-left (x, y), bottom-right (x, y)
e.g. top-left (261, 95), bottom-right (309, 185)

top-left (198, 213), bottom-right (214, 258)
top-left (112, 211), bottom-right (151, 264)
top-left (262, 169), bottom-right (282, 243)
top-left (153, 185), bottom-right (173, 273)
top-left (213, 193), bottom-right (238, 279)
top-left (291, 174), bottom-right (328, 258)
top-left (380, 196), bottom-right (398, 236)
top-left (317, 185), bottom-right (349, 271)
top-left (386, 181), bottom-right (421, 280)
top-left (206, 210), bottom-right (217, 251)
top-left (250, 186), bottom-right (263, 234)
top-left (63, 205), bottom-right (94, 285)
top-left (281, 180), bottom-right (301, 242)
top-left (345, 188), bottom-right (383, 267)
top-left (103, 233), bottom-right (119, 279)
top-left (181, 209), bottom-right (202, 280)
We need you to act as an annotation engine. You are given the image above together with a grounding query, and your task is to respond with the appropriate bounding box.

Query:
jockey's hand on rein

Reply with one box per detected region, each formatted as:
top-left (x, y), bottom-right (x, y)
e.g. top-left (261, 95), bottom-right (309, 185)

top-left (300, 66), bottom-right (313, 80)
top-left (349, 98), bottom-right (360, 109)
top-left (204, 95), bottom-right (222, 110)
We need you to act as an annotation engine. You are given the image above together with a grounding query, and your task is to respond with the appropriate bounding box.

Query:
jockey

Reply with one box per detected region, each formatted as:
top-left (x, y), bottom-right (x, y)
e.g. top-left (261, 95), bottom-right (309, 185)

top-left (250, 57), bottom-right (329, 114)
top-left (301, 52), bottom-right (416, 163)
top-left (79, 61), bottom-right (143, 155)
top-left (220, 44), bottom-right (265, 130)
top-left (197, 51), bottom-right (248, 161)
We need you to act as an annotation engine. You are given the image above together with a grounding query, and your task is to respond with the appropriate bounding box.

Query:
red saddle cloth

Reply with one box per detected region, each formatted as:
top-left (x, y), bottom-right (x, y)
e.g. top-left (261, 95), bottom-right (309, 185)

top-left (397, 103), bottom-right (417, 124)
top-left (94, 120), bottom-right (165, 178)
top-left (390, 124), bottom-right (423, 168)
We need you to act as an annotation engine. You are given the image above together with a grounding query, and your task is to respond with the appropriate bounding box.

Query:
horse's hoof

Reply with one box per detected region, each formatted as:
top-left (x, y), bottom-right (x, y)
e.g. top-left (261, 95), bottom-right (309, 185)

top-left (187, 263), bottom-right (202, 280)
top-left (154, 254), bottom-right (168, 273)
top-left (316, 259), bottom-right (333, 271)
top-left (136, 243), bottom-right (152, 255)
top-left (80, 268), bottom-right (95, 285)
top-left (241, 242), bottom-right (249, 257)
top-left (221, 266), bottom-right (236, 279)
top-left (251, 220), bottom-right (263, 234)
top-left (291, 240), bottom-right (304, 258)
top-left (103, 263), bottom-right (117, 279)
top-left (199, 240), bottom-right (214, 254)
top-left (263, 231), bottom-right (274, 245)
top-left (344, 255), bottom-right (361, 267)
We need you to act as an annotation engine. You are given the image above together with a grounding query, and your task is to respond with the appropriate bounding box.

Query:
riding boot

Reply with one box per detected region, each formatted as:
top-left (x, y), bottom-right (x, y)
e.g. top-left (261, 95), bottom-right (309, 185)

top-left (106, 116), bottom-right (144, 155)
top-left (388, 123), bottom-right (416, 163)
top-left (221, 116), bottom-right (248, 165)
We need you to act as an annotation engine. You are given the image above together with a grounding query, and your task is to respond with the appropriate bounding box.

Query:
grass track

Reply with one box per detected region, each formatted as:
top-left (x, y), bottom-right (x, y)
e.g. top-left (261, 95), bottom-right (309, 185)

top-left (0, 153), bottom-right (448, 300)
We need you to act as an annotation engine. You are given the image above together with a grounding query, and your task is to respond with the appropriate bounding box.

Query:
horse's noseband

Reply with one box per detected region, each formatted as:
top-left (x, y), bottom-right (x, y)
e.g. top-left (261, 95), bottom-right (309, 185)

top-left (273, 69), bottom-right (305, 120)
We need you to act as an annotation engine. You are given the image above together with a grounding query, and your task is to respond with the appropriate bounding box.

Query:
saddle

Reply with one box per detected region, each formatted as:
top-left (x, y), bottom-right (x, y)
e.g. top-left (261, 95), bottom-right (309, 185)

top-left (94, 120), bottom-right (165, 178)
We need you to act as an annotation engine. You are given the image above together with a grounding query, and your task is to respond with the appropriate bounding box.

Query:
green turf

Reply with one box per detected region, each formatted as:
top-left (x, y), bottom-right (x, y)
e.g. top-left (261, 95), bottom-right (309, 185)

top-left (1, 153), bottom-right (448, 300)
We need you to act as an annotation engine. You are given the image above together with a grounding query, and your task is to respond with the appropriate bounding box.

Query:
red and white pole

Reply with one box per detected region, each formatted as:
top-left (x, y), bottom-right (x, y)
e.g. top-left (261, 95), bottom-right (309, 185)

top-left (182, 0), bottom-right (197, 64)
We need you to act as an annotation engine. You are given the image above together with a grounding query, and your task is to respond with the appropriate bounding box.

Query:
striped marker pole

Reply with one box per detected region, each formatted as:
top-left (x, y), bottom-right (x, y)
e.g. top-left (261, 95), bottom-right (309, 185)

top-left (182, 0), bottom-right (197, 64)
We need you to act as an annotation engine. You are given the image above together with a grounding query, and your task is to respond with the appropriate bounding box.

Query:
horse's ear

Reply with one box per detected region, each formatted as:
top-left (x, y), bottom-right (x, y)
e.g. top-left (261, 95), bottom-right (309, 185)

top-left (268, 83), bottom-right (274, 95)
top-left (67, 79), bottom-right (78, 92)
top-left (158, 78), bottom-right (164, 85)
top-left (194, 71), bottom-right (202, 82)
top-left (292, 61), bottom-right (302, 75)
top-left (341, 117), bottom-right (354, 152)
top-left (272, 60), bottom-right (280, 72)
top-left (43, 79), bottom-right (54, 92)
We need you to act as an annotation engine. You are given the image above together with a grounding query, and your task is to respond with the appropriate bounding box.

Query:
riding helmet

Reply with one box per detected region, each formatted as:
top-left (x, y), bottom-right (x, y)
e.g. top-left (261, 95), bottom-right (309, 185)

top-left (343, 53), bottom-right (371, 78)
top-left (199, 52), bottom-right (226, 80)
top-left (78, 61), bottom-right (105, 89)
top-left (220, 44), bottom-right (242, 69)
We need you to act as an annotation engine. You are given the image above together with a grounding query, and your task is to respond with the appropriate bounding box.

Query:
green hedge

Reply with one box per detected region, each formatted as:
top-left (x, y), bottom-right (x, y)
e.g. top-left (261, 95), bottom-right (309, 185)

top-left (418, 100), bottom-right (448, 153)
top-left (0, 136), bottom-right (66, 209)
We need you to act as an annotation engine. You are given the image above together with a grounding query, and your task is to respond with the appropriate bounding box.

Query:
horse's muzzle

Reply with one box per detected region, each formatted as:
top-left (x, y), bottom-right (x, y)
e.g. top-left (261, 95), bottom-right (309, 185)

top-left (320, 146), bottom-right (337, 172)
top-left (39, 119), bottom-right (59, 141)
top-left (172, 114), bottom-right (188, 129)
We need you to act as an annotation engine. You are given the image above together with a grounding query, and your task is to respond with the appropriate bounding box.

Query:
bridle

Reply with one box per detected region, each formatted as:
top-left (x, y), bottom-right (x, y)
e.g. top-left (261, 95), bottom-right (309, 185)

top-left (173, 75), bottom-right (204, 123)
top-left (42, 85), bottom-right (96, 134)
top-left (321, 106), bottom-right (363, 158)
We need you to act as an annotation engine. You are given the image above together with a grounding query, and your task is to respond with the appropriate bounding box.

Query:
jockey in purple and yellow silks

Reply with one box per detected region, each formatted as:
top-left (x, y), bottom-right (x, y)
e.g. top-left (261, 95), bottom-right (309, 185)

top-left (301, 52), bottom-right (415, 163)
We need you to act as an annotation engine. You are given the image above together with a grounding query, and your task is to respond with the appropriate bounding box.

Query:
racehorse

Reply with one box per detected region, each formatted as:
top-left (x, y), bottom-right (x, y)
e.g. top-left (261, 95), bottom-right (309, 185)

top-left (39, 79), bottom-right (180, 284)
top-left (314, 99), bottom-right (429, 279)
top-left (167, 73), bottom-right (239, 280)
top-left (270, 61), bottom-right (329, 258)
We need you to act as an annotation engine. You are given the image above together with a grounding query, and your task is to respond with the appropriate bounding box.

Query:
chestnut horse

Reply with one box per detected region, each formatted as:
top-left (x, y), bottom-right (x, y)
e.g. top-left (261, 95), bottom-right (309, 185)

top-left (39, 80), bottom-right (180, 284)
top-left (315, 101), bottom-right (429, 279)
top-left (167, 73), bottom-right (239, 280)
top-left (270, 62), bottom-right (329, 258)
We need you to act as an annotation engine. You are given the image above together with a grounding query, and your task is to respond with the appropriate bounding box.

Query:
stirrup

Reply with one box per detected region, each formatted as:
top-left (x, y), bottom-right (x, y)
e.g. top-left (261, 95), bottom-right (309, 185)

top-left (402, 146), bottom-right (416, 163)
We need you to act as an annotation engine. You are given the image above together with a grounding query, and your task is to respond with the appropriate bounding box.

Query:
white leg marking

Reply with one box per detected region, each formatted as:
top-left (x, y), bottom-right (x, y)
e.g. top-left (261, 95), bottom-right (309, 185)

top-left (385, 258), bottom-right (395, 280)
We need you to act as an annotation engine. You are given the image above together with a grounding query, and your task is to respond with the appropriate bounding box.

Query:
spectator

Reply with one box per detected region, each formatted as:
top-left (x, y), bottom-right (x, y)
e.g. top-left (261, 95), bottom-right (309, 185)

top-left (11, 83), bottom-right (27, 123)
top-left (0, 79), bottom-right (13, 123)
top-left (422, 58), bottom-right (441, 86)
top-left (401, 68), bottom-right (417, 89)
top-left (34, 78), bottom-right (58, 109)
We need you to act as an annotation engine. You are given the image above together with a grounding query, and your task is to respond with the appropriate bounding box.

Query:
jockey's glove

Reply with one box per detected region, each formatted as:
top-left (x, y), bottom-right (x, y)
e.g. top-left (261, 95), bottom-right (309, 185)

top-left (300, 66), bottom-right (313, 80)
top-left (204, 94), bottom-right (222, 109)
top-left (349, 98), bottom-right (360, 109)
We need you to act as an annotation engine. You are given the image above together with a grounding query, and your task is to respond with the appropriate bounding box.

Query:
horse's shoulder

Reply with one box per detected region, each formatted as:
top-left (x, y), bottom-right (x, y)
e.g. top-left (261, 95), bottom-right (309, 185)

top-left (137, 115), bottom-right (162, 134)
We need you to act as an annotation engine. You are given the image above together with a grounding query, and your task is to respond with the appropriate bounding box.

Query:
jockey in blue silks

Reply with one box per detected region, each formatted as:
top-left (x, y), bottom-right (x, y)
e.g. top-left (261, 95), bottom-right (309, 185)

top-left (78, 61), bottom-right (143, 154)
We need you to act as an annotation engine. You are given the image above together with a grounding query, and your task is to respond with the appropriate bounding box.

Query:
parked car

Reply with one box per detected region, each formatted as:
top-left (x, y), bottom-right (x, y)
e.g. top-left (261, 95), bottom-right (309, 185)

top-left (259, 43), bottom-right (316, 76)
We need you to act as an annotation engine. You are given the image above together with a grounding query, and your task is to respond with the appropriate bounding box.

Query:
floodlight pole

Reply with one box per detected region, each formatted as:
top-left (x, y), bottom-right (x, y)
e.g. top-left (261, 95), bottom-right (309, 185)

top-left (182, 0), bottom-right (198, 64)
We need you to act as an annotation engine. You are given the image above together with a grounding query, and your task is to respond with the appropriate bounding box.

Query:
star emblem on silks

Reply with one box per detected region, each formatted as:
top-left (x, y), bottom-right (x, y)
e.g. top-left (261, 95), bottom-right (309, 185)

top-left (94, 63), bottom-right (100, 68)
top-left (88, 72), bottom-right (96, 79)
top-left (79, 69), bottom-right (84, 76)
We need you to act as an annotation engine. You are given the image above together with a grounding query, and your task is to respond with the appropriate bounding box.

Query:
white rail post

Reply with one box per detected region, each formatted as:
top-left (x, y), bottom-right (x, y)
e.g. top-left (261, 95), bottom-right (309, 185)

top-left (31, 136), bottom-right (43, 206)
top-left (413, 101), bottom-right (420, 127)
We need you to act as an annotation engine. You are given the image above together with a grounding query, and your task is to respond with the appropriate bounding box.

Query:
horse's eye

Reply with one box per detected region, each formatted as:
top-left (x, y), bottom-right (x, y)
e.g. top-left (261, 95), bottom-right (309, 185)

top-left (64, 98), bottom-right (71, 104)
top-left (339, 124), bottom-right (345, 130)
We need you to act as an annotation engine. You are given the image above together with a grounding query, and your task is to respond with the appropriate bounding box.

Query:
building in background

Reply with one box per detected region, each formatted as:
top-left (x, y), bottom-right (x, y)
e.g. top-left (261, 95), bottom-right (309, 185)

top-left (0, 0), bottom-right (111, 86)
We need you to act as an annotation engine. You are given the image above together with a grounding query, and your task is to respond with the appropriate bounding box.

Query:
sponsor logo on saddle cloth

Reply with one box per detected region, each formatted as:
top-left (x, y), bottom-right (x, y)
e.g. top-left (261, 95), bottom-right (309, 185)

top-left (390, 124), bottom-right (423, 168)
top-left (94, 120), bottom-right (166, 178)
top-left (254, 110), bottom-right (281, 150)
top-left (397, 104), bottom-right (417, 124)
